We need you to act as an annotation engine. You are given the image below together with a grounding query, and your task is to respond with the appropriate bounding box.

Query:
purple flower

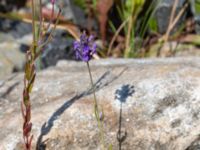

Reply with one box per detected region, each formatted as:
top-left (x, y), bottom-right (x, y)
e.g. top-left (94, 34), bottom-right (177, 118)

top-left (51, 0), bottom-right (55, 4)
top-left (73, 31), bottom-right (97, 62)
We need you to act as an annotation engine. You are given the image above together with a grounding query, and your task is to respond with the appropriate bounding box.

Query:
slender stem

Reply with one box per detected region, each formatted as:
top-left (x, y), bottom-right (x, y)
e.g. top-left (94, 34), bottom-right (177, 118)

top-left (38, 0), bottom-right (42, 40)
top-left (86, 62), bottom-right (105, 150)
top-left (51, 3), bottom-right (55, 20)
top-left (86, 62), bottom-right (97, 106)
top-left (125, 16), bottom-right (133, 57)
top-left (118, 102), bottom-right (122, 150)
top-left (21, 1), bottom-right (37, 149)
top-left (22, 1), bottom-right (60, 149)
top-left (31, 0), bottom-right (36, 44)
top-left (31, 0), bottom-right (38, 59)
top-left (107, 16), bottom-right (130, 56)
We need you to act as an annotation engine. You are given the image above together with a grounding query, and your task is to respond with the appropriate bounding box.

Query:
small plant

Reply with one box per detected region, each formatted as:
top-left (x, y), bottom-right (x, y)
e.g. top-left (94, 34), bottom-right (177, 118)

top-left (21, 0), bottom-right (60, 149)
top-left (108, 0), bottom-right (145, 57)
top-left (73, 31), bottom-right (107, 149)
top-left (123, 0), bottom-right (145, 57)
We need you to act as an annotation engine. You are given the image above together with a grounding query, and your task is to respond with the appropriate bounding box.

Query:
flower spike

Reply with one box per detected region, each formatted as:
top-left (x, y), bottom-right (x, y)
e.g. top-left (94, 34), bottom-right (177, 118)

top-left (73, 31), bottom-right (97, 62)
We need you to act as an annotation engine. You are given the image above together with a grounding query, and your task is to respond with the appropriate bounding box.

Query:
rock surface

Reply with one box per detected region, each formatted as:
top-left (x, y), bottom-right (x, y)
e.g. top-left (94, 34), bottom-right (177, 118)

top-left (43, 0), bottom-right (87, 28)
top-left (155, 0), bottom-right (187, 34)
top-left (0, 33), bottom-right (27, 80)
top-left (190, 0), bottom-right (200, 34)
top-left (41, 30), bottom-right (75, 69)
top-left (0, 57), bottom-right (200, 150)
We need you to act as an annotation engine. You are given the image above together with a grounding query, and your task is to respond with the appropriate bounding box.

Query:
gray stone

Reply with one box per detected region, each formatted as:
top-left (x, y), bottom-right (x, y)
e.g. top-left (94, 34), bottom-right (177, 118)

top-left (155, 0), bottom-right (187, 34)
top-left (0, 40), bottom-right (25, 80)
top-left (0, 19), bottom-right (32, 38)
top-left (0, 57), bottom-right (200, 150)
top-left (44, 0), bottom-right (87, 28)
top-left (190, 0), bottom-right (200, 34)
top-left (41, 30), bottom-right (75, 69)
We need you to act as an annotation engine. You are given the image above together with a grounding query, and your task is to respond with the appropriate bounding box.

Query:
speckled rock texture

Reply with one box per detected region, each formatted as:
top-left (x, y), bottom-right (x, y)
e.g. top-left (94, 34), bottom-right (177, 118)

top-left (0, 57), bottom-right (200, 150)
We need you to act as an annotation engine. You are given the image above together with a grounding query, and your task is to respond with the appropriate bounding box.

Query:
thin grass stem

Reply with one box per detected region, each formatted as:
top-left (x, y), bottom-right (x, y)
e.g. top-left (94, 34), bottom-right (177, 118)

top-left (86, 62), bottom-right (105, 150)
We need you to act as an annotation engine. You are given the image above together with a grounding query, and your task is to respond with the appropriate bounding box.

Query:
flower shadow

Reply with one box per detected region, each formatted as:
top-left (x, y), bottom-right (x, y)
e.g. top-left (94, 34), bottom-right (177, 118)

top-left (115, 84), bottom-right (135, 150)
top-left (36, 67), bottom-right (128, 149)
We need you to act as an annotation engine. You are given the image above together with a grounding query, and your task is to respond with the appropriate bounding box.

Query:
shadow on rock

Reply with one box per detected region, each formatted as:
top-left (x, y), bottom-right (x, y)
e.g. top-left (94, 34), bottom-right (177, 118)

top-left (0, 81), bottom-right (20, 98)
top-left (36, 67), bottom-right (128, 149)
top-left (115, 84), bottom-right (135, 150)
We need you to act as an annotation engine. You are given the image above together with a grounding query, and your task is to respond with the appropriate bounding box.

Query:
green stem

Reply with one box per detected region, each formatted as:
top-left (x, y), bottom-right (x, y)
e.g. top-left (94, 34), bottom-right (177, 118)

top-left (31, 0), bottom-right (36, 44)
top-left (38, 0), bottom-right (42, 40)
top-left (86, 62), bottom-right (105, 150)
top-left (31, 0), bottom-right (37, 59)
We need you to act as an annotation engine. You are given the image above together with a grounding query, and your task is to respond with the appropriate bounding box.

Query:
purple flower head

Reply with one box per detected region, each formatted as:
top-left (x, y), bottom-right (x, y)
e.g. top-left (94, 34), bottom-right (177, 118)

top-left (73, 31), bottom-right (97, 62)
top-left (51, 0), bottom-right (56, 4)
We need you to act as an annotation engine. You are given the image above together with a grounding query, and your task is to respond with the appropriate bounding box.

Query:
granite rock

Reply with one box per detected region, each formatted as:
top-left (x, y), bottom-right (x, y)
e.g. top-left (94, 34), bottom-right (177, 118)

top-left (0, 37), bottom-right (26, 80)
top-left (190, 0), bottom-right (200, 34)
top-left (41, 30), bottom-right (75, 69)
top-left (155, 0), bottom-right (187, 34)
top-left (0, 58), bottom-right (200, 150)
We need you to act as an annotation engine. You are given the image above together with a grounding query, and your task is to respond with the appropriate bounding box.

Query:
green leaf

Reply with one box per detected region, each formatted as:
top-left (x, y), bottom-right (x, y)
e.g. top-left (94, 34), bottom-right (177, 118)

top-left (74, 0), bottom-right (86, 9)
top-left (108, 144), bottom-right (113, 150)
top-left (148, 17), bottom-right (158, 32)
top-left (23, 89), bottom-right (30, 106)
top-left (27, 73), bottom-right (36, 93)
top-left (25, 62), bottom-right (31, 80)
top-left (108, 20), bottom-right (117, 33)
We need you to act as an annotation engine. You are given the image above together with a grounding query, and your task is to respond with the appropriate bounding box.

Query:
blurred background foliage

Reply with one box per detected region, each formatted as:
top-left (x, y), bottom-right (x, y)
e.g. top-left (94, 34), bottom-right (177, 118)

top-left (73, 0), bottom-right (198, 58)
top-left (0, 0), bottom-right (200, 64)
top-left (3, 0), bottom-right (200, 80)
